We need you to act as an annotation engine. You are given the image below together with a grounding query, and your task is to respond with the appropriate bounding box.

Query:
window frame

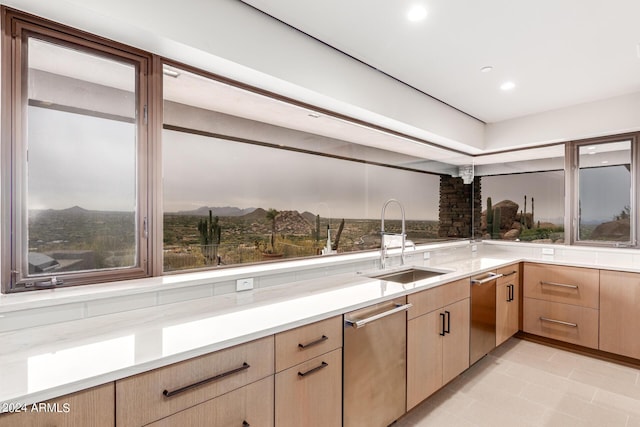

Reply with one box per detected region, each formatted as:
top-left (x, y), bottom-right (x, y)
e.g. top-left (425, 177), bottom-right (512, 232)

top-left (567, 133), bottom-right (639, 247)
top-left (1, 8), bottom-right (154, 292)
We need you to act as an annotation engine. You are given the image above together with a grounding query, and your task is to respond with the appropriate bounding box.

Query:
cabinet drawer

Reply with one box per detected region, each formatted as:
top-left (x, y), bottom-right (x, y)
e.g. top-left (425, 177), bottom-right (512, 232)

top-left (523, 298), bottom-right (598, 349)
top-left (275, 316), bottom-right (342, 372)
top-left (497, 264), bottom-right (519, 286)
top-left (116, 336), bottom-right (274, 427)
top-left (275, 348), bottom-right (342, 427)
top-left (146, 376), bottom-right (274, 427)
top-left (408, 278), bottom-right (470, 320)
top-left (523, 263), bottom-right (599, 308)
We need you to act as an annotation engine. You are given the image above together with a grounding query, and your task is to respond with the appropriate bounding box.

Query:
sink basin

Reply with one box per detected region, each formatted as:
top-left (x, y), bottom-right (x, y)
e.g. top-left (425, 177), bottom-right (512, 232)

top-left (369, 267), bottom-right (450, 284)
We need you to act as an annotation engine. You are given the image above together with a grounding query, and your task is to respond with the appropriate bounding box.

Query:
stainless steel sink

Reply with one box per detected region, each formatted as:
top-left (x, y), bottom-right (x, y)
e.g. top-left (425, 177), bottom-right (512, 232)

top-left (369, 267), bottom-right (450, 284)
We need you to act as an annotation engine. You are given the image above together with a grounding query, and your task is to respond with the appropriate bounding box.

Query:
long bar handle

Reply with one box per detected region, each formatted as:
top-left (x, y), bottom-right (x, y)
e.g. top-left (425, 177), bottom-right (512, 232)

top-left (539, 317), bottom-right (578, 328)
top-left (298, 335), bottom-right (328, 349)
top-left (471, 273), bottom-right (503, 284)
top-left (444, 310), bottom-right (451, 334)
top-left (502, 270), bottom-right (517, 277)
top-left (540, 281), bottom-right (578, 289)
top-left (439, 312), bottom-right (446, 336)
top-left (345, 303), bottom-right (413, 329)
top-left (298, 361), bottom-right (328, 377)
top-left (162, 363), bottom-right (250, 398)
top-left (508, 284), bottom-right (514, 302)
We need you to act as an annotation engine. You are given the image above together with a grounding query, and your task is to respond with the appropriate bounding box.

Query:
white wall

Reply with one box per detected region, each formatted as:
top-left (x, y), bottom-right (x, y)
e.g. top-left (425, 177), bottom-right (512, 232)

top-left (3, 0), bottom-right (485, 152)
top-left (485, 92), bottom-right (640, 151)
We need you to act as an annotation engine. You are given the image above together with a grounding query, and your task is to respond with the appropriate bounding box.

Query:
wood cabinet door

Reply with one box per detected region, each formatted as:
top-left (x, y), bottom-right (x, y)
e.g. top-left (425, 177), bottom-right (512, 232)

top-left (275, 348), bottom-right (342, 427)
top-left (0, 383), bottom-right (114, 427)
top-left (407, 310), bottom-right (443, 411)
top-left (442, 298), bottom-right (470, 385)
top-left (600, 270), bottom-right (640, 359)
top-left (496, 281), bottom-right (519, 346)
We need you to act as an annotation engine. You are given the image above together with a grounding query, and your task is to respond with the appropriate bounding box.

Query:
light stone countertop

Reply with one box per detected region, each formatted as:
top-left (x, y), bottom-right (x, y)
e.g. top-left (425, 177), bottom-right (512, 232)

top-left (3, 241), bottom-right (640, 409)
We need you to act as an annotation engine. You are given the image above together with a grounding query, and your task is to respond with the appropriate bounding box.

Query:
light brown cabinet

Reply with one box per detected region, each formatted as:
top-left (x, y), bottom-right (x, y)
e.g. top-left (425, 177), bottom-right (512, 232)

top-left (523, 263), bottom-right (599, 349)
top-left (116, 336), bottom-right (274, 427)
top-left (407, 279), bottom-right (470, 410)
top-left (145, 376), bottom-right (274, 427)
top-left (496, 264), bottom-right (520, 346)
top-left (275, 349), bottom-right (342, 427)
top-left (0, 383), bottom-right (114, 427)
top-left (275, 316), bottom-right (342, 427)
top-left (599, 270), bottom-right (640, 359)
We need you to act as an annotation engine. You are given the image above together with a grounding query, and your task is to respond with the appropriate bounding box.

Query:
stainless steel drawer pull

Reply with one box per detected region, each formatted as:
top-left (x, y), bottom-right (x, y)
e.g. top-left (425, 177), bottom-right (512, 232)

top-left (298, 361), bottom-right (328, 377)
top-left (540, 281), bottom-right (578, 289)
top-left (298, 335), bottom-right (328, 349)
top-left (502, 271), bottom-right (517, 277)
top-left (539, 317), bottom-right (578, 328)
top-left (471, 273), bottom-right (504, 284)
top-left (162, 362), bottom-right (250, 397)
top-left (345, 303), bottom-right (413, 329)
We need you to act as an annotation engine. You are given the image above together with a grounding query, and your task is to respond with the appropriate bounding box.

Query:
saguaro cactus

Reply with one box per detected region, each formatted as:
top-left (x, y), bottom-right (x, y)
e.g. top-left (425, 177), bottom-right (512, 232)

top-left (486, 197), bottom-right (493, 234)
top-left (197, 210), bottom-right (221, 264)
top-left (492, 208), bottom-right (501, 239)
top-left (531, 197), bottom-right (535, 228)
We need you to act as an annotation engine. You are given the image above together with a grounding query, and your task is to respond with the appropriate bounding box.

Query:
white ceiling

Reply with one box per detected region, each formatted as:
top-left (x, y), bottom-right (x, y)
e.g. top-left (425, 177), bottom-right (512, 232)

top-left (240, 0), bottom-right (640, 123)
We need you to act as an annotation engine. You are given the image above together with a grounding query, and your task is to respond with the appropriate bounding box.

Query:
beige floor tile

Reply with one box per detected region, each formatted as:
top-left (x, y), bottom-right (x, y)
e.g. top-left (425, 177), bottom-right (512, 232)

top-left (552, 351), bottom-right (640, 385)
top-left (458, 400), bottom-right (538, 427)
top-left (592, 389), bottom-right (640, 418)
top-left (627, 416), bottom-right (640, 427)
top-left (404, 338), bottom-right (640, 427)
top-left (570, 368), bottom-right (640, 400)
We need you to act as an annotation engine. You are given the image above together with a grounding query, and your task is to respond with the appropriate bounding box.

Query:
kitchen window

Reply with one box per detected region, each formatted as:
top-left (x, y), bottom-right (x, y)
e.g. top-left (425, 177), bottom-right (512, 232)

top-left (570, 136), bottom-right (637, 246)
top-left (1, 10), bottom-right (151, 291)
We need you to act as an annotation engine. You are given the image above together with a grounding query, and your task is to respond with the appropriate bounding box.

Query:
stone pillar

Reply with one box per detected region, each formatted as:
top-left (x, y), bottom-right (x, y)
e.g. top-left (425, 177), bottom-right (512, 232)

top-left (438, 175), bottom-right (481, 238)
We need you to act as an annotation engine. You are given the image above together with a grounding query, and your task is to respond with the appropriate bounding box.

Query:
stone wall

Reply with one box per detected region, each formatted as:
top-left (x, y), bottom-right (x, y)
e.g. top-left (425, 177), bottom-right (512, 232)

top-left (438, 176), bottom-right (482, 238)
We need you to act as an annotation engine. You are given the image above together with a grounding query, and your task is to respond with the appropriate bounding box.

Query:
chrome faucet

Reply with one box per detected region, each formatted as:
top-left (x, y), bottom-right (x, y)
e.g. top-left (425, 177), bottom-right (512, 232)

top-left (380, 198), bottom-right (406, 269)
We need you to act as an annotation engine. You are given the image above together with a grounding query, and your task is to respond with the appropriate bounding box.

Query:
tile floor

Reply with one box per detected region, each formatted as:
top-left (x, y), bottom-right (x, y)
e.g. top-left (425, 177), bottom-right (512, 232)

top-left (395, 338), bottom-right (640, 427)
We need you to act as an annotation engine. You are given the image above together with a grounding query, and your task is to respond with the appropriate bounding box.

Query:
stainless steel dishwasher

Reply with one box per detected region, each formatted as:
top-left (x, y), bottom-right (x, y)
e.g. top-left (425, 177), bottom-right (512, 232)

top-left (470, 271), bottom-right (503, 365)
top-left (343, 297), bottom-right (412, 427)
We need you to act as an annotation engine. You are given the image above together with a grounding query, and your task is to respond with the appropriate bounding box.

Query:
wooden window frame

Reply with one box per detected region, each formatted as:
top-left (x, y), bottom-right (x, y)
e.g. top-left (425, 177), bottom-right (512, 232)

top-left (1, 7), bottom-right (156, 292)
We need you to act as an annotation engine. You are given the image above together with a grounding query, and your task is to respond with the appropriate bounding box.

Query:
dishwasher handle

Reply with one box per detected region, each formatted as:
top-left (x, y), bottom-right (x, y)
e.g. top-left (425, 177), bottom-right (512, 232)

top-left (345, 303), bottom-right (413, 329)
top-left (471, 272), bottom-right (503, 285)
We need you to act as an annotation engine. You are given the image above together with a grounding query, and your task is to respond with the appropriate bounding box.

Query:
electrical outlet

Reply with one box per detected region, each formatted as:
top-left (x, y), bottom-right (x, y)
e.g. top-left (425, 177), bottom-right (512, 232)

top-left (423, 251), bottom-right (431, 260)
top-left (542, 248), bottom-right (555, 255)
top-left (471, 245), bottom-right (477, 252)
top-left (236, 278), bottom-right (254, 291)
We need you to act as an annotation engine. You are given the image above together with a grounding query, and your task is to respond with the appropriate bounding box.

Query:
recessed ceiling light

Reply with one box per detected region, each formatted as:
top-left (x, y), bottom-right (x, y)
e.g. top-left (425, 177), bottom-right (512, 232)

top-left (407, 5), bottom-right (427, 22)
top-left (500, 81), bottom-right (516, 91)
top-left (480, 66), bottom-right (493, 73)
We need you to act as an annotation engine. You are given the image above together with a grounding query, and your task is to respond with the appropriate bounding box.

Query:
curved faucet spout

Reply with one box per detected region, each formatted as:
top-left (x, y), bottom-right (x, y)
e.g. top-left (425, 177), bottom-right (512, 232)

top-left (380, 198), bottom-right (406, 268)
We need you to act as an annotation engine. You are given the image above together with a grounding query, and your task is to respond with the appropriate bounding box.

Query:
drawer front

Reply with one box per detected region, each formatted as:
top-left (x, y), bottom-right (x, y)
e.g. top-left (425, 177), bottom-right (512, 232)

top-left (116, 336), bottom-right (274, 427)
top-left (146, 376), bottom-right (274, 427)
top-left (275, 316), bottom-right (342, 372)
top-left (523, 298), bottom-right (599, 348)
top-left (275, 348), bottom-right (342, 427)
top-left (408, 278), bottom-right (470, 320)
top-left (497, 264), bottom-right (519, 286)
top-left (523, 263), bottom-right (599, 308)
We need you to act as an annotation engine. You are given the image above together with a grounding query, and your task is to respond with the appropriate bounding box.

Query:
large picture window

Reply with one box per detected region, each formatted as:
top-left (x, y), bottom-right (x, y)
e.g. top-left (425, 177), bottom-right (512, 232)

top-left (2, 12), bottom-right (150, 291)
top-left (573, 138), bottom-right (635, 245)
